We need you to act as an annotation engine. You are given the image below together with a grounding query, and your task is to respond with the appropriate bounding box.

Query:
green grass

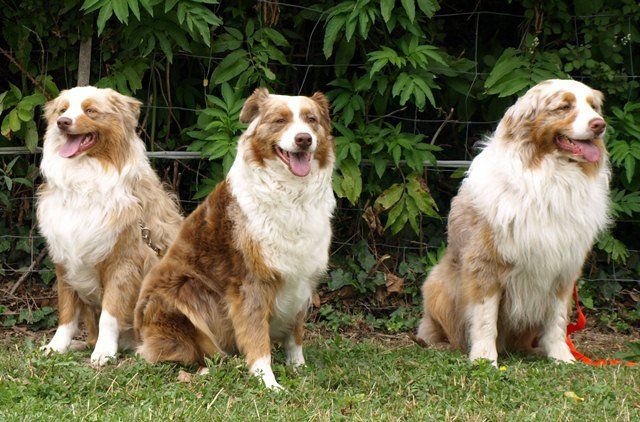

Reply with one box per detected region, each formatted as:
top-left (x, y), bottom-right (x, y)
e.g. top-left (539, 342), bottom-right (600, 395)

top-left (0, 335), bottom-right (638, 421)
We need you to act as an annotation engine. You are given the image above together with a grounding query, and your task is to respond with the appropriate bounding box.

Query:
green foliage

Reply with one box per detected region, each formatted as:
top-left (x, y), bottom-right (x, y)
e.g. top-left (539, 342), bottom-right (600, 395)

top-left (81, 0), bottom-right (221, 45)
top-left (0, 86), bottom-right (49, 152)
top-left (0, 306), bottom-right (57, 329)
top-left (484, 46), bottom-right (566, 97)
top-left (1, 0), bottom-right (639, 328)
top-left (607, 102), bottom-right (640, 185)
top-left (210, 20), bottom-right (289, 86)
top-left (616, 341), bottom-right (640, 361)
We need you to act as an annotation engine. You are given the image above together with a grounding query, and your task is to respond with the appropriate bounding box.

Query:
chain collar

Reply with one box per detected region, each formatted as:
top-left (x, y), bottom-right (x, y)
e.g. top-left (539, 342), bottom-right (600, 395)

top-left (138, 220), bottom-right (162, 256)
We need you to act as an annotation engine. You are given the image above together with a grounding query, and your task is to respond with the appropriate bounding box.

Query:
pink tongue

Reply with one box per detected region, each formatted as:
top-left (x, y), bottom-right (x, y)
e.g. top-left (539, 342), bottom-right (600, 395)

top-left (289, 152), bottom-right (312, 177)
top-left (59, 135), bottom-right (84, 158)
top-left (575, 140), bottom-right (601, 163)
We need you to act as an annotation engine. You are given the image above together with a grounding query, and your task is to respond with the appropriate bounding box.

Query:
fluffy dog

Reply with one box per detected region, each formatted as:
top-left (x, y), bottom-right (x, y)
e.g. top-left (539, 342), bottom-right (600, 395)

top-left (135, 88), bottom-right (335, 389)
top-left (416, 79), bottom-right (610, 365)
top-left (37, 86), bottom-right (182, 365)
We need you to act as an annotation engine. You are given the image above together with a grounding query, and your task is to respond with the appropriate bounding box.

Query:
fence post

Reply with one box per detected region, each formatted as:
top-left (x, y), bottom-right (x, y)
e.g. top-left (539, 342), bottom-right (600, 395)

top-left (77, 34), bottom-right (92, 86)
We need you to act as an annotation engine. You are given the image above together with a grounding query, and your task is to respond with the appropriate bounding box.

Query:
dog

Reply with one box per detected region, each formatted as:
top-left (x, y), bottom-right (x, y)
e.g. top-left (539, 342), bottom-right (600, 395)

top-left (134, 88), bottom-right (335, 389)
top-left (416, 79), bottom-right (610, 366)
top-left (37, 86), bottom-right (182, 365)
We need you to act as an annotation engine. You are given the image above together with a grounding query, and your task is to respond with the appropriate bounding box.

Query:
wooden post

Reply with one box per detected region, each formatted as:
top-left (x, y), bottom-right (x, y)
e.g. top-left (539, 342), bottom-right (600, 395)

top-left (77, 36), bottom-right (92, 86)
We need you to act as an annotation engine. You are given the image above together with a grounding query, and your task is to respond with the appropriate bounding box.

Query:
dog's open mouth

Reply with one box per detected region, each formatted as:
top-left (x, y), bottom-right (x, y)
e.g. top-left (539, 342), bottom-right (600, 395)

top-left (274, 146), bottom-right (313, 177)
top-left (59, 133), bottom-right (97, 158)
top-left (554, 134), bottom-right (601, 163)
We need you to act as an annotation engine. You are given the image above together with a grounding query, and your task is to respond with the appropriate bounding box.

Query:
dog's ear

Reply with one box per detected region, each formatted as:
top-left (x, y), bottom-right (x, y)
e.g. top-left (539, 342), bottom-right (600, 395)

top-left (240, 87), bottom-right (270, 123)
top-left (592, 89), bottom-right (605, 110)
top-left (43, 93), bottom-right (66, 125)
top-left (498, 85), bottom-right (547, 138)
top-left (107, 89), bottom-right (142, 133)
top-left (310, 91), bottom-right (332, 130)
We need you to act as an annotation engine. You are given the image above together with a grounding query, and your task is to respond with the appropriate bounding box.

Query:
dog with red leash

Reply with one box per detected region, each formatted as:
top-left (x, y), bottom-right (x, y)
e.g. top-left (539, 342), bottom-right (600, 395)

top-left (416, 79), bottom-right (610, 366)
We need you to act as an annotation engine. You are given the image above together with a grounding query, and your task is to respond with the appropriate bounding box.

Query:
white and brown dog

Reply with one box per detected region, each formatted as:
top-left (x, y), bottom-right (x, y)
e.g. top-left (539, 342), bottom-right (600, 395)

top-left (135, 88), bottom-right (335, 389)
top-left (38, 86), bottom-right (182, 365)
top-left (416, 79), bottom-right (610, 365)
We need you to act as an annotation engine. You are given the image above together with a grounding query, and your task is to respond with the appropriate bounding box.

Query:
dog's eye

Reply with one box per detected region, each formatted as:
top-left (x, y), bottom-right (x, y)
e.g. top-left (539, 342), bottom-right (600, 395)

top-left (274, 118), bottom-right (286, 124)
top-left (60, 108), bottom-right (67, 113)
top-left (86, 108), bottom-right (97, 115)
top-left (307, 116), bottom-right (318, 123)
top-left (557, 104), bottom-right (572, 111)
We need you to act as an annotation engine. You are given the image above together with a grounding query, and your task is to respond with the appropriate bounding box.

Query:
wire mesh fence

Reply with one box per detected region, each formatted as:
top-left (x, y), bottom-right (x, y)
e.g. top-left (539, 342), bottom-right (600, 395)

top-left (1, 2), bottom-right (639, 291)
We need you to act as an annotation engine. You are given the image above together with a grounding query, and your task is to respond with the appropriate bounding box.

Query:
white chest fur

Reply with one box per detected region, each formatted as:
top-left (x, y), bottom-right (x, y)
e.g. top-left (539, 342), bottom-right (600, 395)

top-left (227, 153), bottom-right (336, 336)
top-left (464, 142), bottom-right (610, 324)
top-left (38, 154), bottom-right (141, 303)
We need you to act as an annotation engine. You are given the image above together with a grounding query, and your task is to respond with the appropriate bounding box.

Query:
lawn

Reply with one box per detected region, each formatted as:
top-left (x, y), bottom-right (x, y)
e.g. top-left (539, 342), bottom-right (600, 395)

top-left (0, 332), bottom-right (638, 421)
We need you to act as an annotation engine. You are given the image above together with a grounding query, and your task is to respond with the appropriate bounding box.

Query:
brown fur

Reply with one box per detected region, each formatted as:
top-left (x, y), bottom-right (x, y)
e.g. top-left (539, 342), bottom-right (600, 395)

top-left (135, 90), bottom-right (334, 375)
top-left (417, 80), bottom-right (609, 360)
top-left (38, 87), bottom-right (183, 356)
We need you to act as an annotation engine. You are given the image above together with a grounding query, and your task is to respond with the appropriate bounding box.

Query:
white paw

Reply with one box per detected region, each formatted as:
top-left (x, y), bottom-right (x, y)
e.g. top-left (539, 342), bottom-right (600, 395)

top-left (41, 322), bottom-right (78, 356)
top-left (263, 377), bottom-right (284, 390)
top-left (285, 352), bottom-right (305, 369)
top-left (469, 345), bottom-right (498, 368)
top-left (250, 356), bottom-right (284, 390)
top-left (284, 338), bottom-right (305, 369)
top-left (41, 341), bottom-right (69, 356)
top-left (548, 347), bottom-right (576, 363)
top-left (90, 344), bottom-right (118, 366)
top-left (41, 335), bottom-right (73, 355)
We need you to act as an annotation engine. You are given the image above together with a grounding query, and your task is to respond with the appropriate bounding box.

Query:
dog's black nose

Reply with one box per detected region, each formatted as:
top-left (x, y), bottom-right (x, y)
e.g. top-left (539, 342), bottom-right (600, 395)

top-left (57, 117), bottom-right (72, 130)
top-left (589, 118), bottom-right (606, 136)
top-left (294, 133), bottom-right (312, 150)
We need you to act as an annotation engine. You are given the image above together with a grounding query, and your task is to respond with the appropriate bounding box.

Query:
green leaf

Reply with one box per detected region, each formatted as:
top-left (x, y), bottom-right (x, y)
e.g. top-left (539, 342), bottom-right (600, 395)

top-left (262, 28), bottom-right (288, 47)
top-left (96, 2), bottom-right (113, 35)
top-left (139, 0), bottom-right (154, 16)
top-left (323, 15), bottom-right (346, 58)
top-left (375, 183), bottom-right (404, 210)
top-left (127, 0), bottom-right (140, 20)
top-left (24, 120), bottom-right (39, 152)
top-left (484, 49), bottom-right (527, 91)
top-left (202, 141), bottom-right (230, 160)
top-left (81, 0), bottom-right (104, 12)
top-left (112, 0), bottom-right (129, 23)
top-left (380, 0), bottom-right (394, 22)
top-left (211, 50), bottom-right (250, 84)
top-left (417, 0), bottom-right (439, 17)
top-left (165, 0), bottom-right (178, 13)
top-left (373, 155), bottom-right (387, 178)
top-left (624, 154), bottom-right (636, 182)
top-left (8, 110), bottom-right (21, 132)
top-left (336, 158), bottom-right (362, 204)
top-left (401, 0), bottom-right (416, 22)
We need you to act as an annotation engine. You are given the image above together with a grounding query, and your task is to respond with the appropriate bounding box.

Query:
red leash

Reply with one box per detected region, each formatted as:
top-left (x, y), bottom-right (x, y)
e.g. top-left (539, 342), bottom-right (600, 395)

top-left (565, 283), bottom-right (637, 367)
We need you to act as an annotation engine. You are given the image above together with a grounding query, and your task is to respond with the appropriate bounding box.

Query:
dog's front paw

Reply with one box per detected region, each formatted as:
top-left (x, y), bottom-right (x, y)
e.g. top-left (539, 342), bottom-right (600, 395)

top-left (264, 378), bottom-right (284, 391)
top-left (469, 344), bottom-right (498, 368)
top-left (285, 352), bottom-right (305, 369)
top-left (250, 357), bottom-right (284, 391)
top-left (90, 344), bottom-right (118, 366)
top-left (41, 338), bottom-right (71, 356)
top-left (548, 346), bottom-right (576, 363)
